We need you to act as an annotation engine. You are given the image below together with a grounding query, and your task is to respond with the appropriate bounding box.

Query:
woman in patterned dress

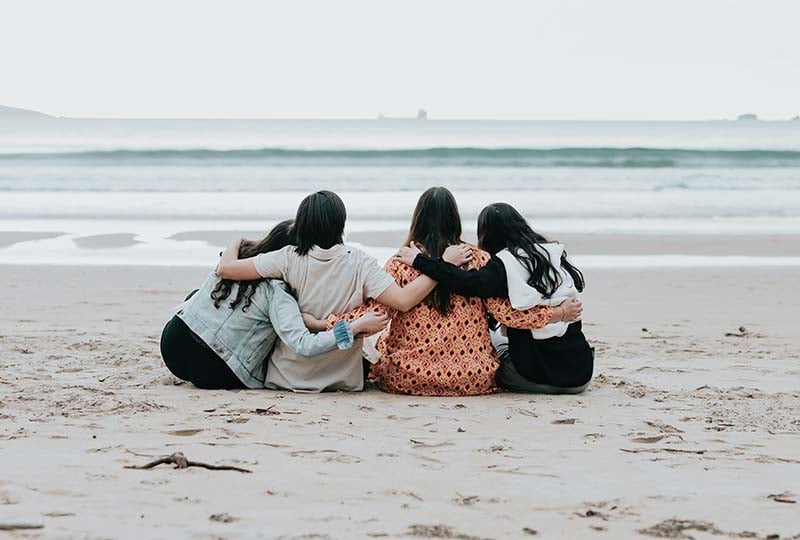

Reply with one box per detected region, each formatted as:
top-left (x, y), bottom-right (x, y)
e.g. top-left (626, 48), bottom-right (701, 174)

top-left (324, 187), bottom-right (580, 397)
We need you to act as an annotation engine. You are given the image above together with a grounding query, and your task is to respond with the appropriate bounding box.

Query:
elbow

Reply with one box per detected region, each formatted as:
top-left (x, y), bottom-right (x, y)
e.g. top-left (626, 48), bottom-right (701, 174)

top-left (294, 346), bottom-right (314, 357)
top-left (283, 337), bottom-right (315, 357)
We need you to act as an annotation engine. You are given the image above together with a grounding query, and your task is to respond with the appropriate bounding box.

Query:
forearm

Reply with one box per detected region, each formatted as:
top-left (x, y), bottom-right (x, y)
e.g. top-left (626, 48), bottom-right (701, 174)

top-left (217, 240), bottom-right (280, 280)
top-left (216, 240), bottom-right (262, 280)
top-left (327, 300), bottom-right (394, 336)
top-left (375, 275), bottom-right (437, 312)
top-left (413, 254), bottom-right (497, 299)
top-left (486, 298), bottom-right (553, 330)
top-left (270, 285), bottom-right (355, 355)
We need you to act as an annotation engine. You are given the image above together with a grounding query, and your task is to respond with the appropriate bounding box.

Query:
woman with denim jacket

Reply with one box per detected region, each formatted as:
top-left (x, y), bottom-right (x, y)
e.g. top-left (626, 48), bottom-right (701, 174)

top-left (160, 219), bottom-right (389, 389)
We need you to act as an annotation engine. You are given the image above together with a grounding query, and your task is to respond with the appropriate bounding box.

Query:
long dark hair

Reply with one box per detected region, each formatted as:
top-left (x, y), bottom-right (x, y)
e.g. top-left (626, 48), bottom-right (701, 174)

top-left (294, 190), bottom-right (347, 255)
top-left (477, 203), bottom-right (584, 298)
top-left (211, 219), bottom-right (294, 311)
top-left (405, 187), bottom-right (463, 315)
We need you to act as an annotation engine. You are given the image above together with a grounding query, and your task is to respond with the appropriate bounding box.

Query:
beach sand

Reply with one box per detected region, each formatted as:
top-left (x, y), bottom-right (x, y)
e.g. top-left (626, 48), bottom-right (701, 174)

top-left (1, 260), bottom-right (799, 539)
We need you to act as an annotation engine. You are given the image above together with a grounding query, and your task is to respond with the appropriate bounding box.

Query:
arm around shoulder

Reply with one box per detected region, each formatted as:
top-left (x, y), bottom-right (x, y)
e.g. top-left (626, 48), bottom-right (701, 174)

top-left (217, 245), bottom-right (287, 281)
top-left (374, 258), bottom-right (437, 312)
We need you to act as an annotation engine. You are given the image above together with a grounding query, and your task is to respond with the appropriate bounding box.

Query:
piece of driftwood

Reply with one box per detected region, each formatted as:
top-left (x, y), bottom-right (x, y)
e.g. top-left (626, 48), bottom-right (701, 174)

top-left (768, 491), bottom-right (797, 504)
top-left (124, 451), bottom-right (252, 473)
top-left (621, 447), bottom-right (706, 455)
top-left (0, 523), bottom-right (44, 531)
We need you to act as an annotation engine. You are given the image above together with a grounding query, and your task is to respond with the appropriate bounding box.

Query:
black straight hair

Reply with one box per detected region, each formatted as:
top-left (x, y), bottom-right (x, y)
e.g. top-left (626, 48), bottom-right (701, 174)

top-left (477, 203), bottom-right (585, 298)
top-left (405, 187), bottom-right (463, 315)
top-left (294, 190), bottom-right (347, 255)
top-left (211, 219), bottom-right (295, 311)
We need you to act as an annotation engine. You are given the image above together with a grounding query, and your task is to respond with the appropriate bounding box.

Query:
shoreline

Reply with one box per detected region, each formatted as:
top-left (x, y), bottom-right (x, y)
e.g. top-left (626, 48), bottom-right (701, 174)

top-left (2, 231), bottom-right (800, 269)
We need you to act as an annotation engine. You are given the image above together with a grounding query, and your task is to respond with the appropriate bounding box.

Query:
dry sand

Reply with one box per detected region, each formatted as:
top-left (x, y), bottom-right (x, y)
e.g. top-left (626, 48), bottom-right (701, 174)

top-left (1, 262), bottom-right (799, 539)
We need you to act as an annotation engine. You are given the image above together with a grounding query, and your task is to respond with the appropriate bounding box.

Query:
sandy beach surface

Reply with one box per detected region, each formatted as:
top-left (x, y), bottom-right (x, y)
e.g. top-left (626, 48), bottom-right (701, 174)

top-left (1, 257), bottom-right (799, 539)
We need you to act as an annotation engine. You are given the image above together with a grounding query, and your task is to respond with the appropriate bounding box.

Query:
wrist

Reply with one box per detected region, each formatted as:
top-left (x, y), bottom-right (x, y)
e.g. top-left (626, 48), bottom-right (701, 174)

top-left (351, 318), bottom-right (363, 335)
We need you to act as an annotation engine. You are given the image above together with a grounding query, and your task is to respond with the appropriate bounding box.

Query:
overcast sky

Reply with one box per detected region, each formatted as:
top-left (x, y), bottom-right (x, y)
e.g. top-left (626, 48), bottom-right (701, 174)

top-left (1, 0), bottom-right (798, 120)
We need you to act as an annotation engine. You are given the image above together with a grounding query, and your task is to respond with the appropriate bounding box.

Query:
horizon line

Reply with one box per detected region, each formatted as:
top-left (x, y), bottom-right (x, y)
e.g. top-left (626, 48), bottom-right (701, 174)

top-left (3, 105), bottom-right (799, 123)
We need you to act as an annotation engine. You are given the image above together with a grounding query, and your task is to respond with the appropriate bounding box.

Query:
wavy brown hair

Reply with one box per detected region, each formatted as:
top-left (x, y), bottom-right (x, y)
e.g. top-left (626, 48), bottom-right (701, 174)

top-left (211, 219), bottom-right (294, 311)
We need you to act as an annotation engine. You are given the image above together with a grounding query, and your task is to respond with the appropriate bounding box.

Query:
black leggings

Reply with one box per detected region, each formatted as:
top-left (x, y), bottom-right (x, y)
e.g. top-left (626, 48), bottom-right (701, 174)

top-left (160, 315), bottom-right (245, 390)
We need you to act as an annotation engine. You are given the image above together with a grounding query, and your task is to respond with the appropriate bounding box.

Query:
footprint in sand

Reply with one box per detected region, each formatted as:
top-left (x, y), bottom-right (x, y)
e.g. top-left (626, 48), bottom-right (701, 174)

top-left (288, 449), bottom-right (362, 464)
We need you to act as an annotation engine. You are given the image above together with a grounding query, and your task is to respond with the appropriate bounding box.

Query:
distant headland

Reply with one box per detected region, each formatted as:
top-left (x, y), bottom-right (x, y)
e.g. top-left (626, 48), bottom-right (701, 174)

top-left (0, 104), bottom-right (56, 121)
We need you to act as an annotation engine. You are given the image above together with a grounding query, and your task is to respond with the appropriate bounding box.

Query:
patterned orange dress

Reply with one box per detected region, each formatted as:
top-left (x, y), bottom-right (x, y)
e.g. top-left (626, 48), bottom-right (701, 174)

top-left (328, 247), bottom-right (553, 396)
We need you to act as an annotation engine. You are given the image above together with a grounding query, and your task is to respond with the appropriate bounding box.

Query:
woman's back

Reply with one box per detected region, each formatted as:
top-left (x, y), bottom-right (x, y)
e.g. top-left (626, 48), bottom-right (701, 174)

top-left (370, 248), bottom-right (551, 396)
top-left (178, 272), bottom-right (277, 388)
top-left (252, 243), bottom-right (395, 392)
top-left (374, 257), bottom-right (497, 396)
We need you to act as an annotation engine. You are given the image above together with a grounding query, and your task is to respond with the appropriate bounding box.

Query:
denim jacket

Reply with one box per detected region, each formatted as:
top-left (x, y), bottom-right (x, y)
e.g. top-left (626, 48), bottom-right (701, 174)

top-left (177, 271), bottom-right (354, 388)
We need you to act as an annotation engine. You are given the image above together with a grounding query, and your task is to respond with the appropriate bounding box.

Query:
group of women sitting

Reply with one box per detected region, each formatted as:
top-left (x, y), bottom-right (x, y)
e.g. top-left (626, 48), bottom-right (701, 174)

top-left (159, 187), bottom-right (593, 397)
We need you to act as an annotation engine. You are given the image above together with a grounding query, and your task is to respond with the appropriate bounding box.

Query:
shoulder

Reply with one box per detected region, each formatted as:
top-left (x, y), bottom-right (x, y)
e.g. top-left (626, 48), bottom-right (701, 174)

top-left (494, 248), bottom-right (519, 267)
top-left (249, 279), bottom-right (279, 305)
top-left (344, 244), bottom-right (391, 275)
top-left (485, 254), bottom-right (506, 274)
top-left (465, 244), bottom-right (492, 269)
top-left (275, 245), bottom-right (296, 259)
top-left (264, 279), bottom-right (287, 292)
top-left (383, 256), bottom-right (405, 275)
top-left (201, 270), bottom-right (220, 288)
top-left (343, 244), bottom-right (379, 264)
top-left (253, 244), bottom-right (294, 270)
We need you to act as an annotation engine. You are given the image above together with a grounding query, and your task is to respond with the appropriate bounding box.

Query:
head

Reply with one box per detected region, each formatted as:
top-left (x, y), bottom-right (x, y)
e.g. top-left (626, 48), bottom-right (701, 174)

top-left (405, 187), bottom-right (463, 315)
top-left (477, 203), bottom-right (584, 297)
top-left (211, 219), bottom-right (295, 311)
top-left (294, 190), bottom-right (347, 255)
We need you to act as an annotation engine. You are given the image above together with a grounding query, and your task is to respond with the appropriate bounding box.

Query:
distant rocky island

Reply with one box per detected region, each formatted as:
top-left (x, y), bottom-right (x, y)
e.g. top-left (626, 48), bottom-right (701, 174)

top-left (377, 109), bottom-right (428, 121)
top-left (735, 113), bottom-right (800, 122)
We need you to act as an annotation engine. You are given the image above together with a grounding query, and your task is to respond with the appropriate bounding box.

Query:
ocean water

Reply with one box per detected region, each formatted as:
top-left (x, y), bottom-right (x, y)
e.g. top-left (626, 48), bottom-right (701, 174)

top-left (1, 119), bottom-right (799, 267)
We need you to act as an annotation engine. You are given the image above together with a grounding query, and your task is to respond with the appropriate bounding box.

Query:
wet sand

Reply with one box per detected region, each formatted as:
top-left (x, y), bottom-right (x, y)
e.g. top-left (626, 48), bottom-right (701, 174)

top-left (1, 264), bottom-right (798, 538)
top-left (72, 233), bottom-right (143, 249)
top-left (2, 228), bottom-right (799, 257)
top-left (0, 231), bottom-right (64, 249)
